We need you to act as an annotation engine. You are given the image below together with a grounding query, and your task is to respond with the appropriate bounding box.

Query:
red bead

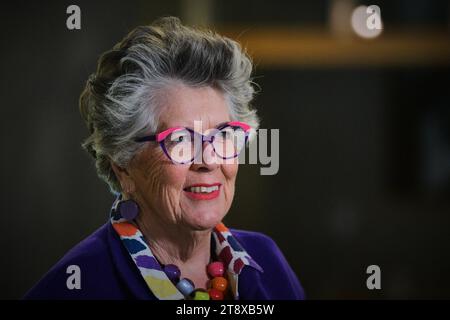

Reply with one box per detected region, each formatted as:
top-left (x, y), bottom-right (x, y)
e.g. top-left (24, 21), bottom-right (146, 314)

top-left (208, 288), bottom-right (224, 300)
top-left (211, 276), bottom-right (228, 292)
top-left (207, 261), bottom-right (225, 278)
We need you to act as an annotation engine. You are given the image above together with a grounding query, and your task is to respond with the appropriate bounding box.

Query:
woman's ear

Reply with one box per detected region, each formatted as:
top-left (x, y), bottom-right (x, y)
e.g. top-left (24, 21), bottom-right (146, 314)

top-left (110, 161), bottom-right (136, 194)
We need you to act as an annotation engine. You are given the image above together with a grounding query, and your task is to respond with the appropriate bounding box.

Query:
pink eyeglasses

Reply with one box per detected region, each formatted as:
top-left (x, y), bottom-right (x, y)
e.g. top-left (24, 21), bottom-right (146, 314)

top-left (135, 121), bottom-right (251, 164)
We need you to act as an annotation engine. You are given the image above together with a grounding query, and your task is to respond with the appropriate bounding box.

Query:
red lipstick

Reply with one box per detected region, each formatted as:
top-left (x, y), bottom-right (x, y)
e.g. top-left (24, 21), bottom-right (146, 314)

top-left (183, 183), bottom-right (221, 200)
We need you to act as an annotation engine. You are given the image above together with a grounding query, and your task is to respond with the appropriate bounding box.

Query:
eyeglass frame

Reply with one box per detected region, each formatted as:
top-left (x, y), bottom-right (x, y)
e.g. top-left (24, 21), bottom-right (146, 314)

top-left (134, 121), bottom-right (251, 164)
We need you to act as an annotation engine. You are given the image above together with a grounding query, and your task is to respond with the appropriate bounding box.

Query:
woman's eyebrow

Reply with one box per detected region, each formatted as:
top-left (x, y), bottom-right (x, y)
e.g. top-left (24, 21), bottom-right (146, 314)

top-left (166, 121), bottom-right (230, 131)
top-left (215, 121), bottom-right (230, 128)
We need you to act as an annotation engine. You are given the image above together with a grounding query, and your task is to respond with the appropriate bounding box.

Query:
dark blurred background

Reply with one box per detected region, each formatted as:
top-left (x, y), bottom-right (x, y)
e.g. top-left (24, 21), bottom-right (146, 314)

top-left (1, 0), bottom-right (449, 299)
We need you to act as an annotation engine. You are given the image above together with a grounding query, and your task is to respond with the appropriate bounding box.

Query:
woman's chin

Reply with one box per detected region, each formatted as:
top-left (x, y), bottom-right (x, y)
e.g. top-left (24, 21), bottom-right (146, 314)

top-left (183, 209), bottom-right (225, 231)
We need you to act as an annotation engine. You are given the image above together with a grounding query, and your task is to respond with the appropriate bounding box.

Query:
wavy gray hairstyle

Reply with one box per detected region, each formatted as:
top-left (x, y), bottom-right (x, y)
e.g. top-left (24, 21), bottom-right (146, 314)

top-left (79, 17), bottom-right (259, 194)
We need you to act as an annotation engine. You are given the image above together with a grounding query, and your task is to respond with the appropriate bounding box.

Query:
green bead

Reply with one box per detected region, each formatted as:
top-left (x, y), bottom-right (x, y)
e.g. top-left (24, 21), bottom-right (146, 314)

top-left (193, 290), bottom-right (210, 300)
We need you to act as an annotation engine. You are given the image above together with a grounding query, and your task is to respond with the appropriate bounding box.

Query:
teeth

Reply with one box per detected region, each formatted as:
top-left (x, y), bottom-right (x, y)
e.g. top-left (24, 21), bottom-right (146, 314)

top-left (188, 186), bottom-right (219, 193)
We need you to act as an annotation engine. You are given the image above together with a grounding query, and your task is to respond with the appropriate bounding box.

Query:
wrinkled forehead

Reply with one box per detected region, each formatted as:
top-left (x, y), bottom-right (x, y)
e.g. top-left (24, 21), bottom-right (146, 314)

top-left (156, 84), bottom-right (232, 132)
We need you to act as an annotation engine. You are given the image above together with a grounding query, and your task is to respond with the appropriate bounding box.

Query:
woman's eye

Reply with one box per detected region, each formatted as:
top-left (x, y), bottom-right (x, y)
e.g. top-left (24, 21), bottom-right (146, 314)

top-left (170, 134), bottom-right (189, 143)
top-left (220, 129), bottom-right (234, 139)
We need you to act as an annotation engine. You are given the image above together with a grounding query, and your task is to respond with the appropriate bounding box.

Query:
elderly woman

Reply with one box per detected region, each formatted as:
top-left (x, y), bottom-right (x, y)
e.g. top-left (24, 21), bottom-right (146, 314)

top-left (25, 17), bottom-right (304, 300)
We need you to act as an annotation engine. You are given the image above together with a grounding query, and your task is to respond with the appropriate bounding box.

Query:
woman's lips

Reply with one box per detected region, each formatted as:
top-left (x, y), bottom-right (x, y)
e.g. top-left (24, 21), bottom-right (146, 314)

top-left (183, 183), bottom-right (221, 200)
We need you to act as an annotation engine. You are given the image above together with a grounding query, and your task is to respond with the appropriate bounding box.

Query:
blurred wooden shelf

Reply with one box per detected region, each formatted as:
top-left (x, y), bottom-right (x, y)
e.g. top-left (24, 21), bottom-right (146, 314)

top-left (220, 27), bottom-right (450, 68)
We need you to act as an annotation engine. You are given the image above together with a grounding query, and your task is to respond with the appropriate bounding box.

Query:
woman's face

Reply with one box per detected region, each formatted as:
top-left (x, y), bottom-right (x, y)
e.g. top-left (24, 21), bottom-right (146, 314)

top-left (125, 84), bottom-right (238, 231)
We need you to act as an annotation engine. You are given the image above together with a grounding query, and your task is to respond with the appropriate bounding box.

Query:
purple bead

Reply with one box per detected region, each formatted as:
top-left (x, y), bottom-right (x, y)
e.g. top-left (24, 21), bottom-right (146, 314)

top-left (118, 199), bottom-right (139, 221)
top-left (163, 264), bottom-right (181, 283)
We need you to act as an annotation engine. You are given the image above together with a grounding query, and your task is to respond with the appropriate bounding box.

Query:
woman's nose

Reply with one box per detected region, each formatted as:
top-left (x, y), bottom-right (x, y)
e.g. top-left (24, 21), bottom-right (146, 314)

top-left (190, 140), bottom-right (220, 172)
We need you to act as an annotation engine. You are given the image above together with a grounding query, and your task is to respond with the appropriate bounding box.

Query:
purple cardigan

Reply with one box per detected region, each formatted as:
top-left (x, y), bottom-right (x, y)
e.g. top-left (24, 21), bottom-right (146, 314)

top-left (24, 222), bottom-right (305, 300)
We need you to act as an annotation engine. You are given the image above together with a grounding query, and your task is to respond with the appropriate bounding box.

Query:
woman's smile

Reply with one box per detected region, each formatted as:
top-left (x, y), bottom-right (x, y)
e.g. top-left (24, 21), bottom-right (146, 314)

top-left (183, 182), bottom-right (222, 201)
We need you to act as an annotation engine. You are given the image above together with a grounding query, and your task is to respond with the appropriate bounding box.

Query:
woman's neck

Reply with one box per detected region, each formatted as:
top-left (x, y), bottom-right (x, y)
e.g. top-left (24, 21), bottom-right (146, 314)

top-left (135, 209), bottom-right (212, 288)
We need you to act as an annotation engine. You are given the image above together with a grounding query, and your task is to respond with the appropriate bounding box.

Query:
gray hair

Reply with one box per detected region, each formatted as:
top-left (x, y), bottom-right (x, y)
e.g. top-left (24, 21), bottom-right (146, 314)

top-left (79, 16), bottom-right (260, 194)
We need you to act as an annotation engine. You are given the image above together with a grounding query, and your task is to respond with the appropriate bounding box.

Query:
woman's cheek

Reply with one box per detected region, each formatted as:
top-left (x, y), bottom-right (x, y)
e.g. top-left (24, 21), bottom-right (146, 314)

top-left (135, 154), bottom-right (164, 196)
top-left (161, 166), bottom-right (190, 216)
top-left (130, 149), bottom-right (173, 208)
top-left (224, 162), bottom-right (239, 183)
top-left (222, 163), bottom-right (238, 207)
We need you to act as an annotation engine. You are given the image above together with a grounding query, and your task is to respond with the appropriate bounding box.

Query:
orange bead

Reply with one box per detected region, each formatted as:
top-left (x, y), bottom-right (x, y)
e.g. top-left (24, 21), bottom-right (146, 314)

top-left (211, 276), bottom-right (228, 292)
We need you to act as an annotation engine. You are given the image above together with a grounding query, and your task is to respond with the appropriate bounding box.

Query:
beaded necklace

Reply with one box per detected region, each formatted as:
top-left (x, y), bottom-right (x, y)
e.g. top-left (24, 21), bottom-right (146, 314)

top-left (162, 261), bottom-right (229, 300)
top-left (110, 196), bottom-right (263, 300)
